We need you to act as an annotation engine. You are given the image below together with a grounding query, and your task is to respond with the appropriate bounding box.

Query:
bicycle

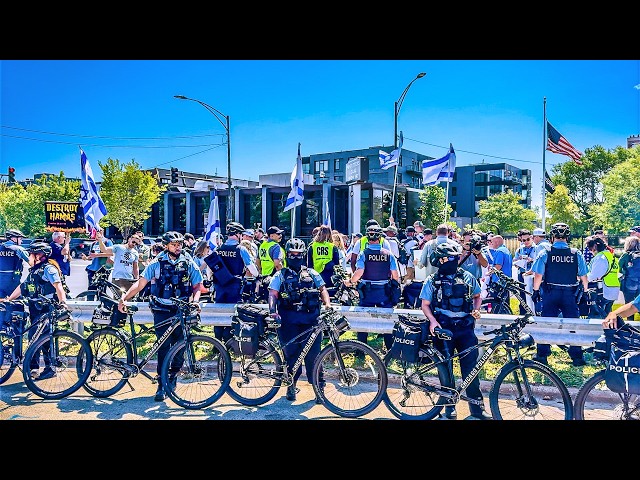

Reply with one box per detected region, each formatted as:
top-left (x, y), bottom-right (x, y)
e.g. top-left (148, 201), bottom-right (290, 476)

top-left (74, 266), bottom-right (125, 301)
top-left (382, 267), bottom-right (574, 420)
top-left (573, 318), bottom-right (640, 420)
top-left (0, 296), bottom-right (93, 400)
top-left (224, 306), bottom-right (388, 418)
top-left (83, 296), bottom-right (232, 409)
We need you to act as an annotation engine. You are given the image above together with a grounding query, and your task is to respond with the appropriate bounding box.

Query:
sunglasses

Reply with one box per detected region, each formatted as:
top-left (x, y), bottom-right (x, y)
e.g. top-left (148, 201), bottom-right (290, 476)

top-left (522, 237), bottom-right (532, 241)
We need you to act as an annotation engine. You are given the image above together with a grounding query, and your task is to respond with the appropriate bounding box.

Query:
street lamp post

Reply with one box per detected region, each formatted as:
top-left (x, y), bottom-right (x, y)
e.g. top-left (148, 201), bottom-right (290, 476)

top-left (390, 72), bottom-right (426, 221)
top-left (174, 95), bottom-right (234, 222)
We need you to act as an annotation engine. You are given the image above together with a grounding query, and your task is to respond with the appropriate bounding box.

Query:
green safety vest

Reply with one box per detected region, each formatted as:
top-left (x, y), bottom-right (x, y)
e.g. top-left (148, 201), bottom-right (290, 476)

top-left (602, 250), bottom-right (620, 288)
top-left (258, 240), bottom-right (285, 275)
top-left (311, 241), bottom-right (334, 273)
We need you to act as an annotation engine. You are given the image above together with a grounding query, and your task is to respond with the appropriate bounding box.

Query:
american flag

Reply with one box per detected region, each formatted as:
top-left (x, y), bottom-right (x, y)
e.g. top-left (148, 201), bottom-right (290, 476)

top-left (546, 121), bottom-right (583, 166)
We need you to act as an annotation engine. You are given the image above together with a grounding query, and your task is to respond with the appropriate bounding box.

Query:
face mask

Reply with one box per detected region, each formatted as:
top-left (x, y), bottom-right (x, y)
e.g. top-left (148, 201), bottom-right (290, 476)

top-left (438, 259), bottom-right (458, 275)
top-left (287, 257), bottom-right (305, 272)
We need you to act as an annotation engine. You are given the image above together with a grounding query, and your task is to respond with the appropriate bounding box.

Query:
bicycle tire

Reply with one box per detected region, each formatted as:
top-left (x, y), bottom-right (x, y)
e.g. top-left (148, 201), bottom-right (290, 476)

top-left (224, 337), bottom-right (283, 406)
top-left (161, 334), bottom-right (232, 409)
top-left (311, 339), bottom-right (387, 418)
top-left (1, 331), bottom-right (18, 385)
top-left (22, 330), bottom-right (93, 400)
top-left (83, 327), bottom-right (134, 397)
top-left (382, 347), bottom-right (453, 420)
top-left (574, 369), bottom-right (640, 420)
top-left (489, 359), bottom-right (573, 420)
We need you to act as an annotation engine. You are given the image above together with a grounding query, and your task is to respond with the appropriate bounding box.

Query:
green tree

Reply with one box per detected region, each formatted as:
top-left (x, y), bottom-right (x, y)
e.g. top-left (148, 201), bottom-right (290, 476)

top-left (551, 145), bottom-right (630, 228)
top-left (590, 150), bottom-right (640, 234)
top-left (476, 191), bottom-right (536, 235)
top-left (0, 173), bottom-right (80, 238)
top-left (545, 184), bottom-right (586, 235)
top-left (98, 158), bottom-right (167, 239)
top-left (416, 186), bottom-right (451, 229)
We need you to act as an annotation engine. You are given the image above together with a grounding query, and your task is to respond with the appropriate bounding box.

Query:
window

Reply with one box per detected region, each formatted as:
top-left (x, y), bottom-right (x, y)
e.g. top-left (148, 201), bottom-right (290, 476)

top-left (315, 160), bottom-right (328, 173)
top-left (334, 175), bottom-right (343, 182)
top-left (334, 158), bottom-right (341, 171)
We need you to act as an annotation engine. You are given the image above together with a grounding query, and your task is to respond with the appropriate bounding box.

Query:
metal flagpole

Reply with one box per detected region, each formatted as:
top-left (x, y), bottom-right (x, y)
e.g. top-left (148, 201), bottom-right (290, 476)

top-left (542, 97), bottom-right (547, 232)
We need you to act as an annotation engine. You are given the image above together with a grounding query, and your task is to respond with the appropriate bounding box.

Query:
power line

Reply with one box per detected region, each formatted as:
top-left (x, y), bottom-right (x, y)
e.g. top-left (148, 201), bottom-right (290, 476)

top-left (0, 133), bottom-right (225, 149)
top-left (1, 125), bottom-right (224, 140)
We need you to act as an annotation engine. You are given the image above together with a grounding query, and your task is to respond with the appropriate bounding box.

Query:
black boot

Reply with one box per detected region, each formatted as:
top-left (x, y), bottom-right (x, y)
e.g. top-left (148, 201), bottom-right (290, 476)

top-left (154, 378), bottom-right (166, 402)
top-left (315, 381), bottom-right (325, 405)
top-left (286, 384), bottom-right (298, 401)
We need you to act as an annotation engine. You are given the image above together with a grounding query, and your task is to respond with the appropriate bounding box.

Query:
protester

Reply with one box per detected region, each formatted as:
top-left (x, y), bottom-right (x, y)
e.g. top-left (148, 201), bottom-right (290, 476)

top-left (619, 235), bottom-right (640, 321)
top-left (96, 230), bottom-right (140, 292)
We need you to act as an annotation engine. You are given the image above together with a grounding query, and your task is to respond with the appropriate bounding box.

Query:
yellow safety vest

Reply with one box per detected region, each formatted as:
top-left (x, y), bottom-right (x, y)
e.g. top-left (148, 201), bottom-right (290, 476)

top-left (602, 250), bottom-right (620, 287)
top-left (311, 241), bottom-right (334, 273)
top-left (258, 240), bottom-right (285, 275)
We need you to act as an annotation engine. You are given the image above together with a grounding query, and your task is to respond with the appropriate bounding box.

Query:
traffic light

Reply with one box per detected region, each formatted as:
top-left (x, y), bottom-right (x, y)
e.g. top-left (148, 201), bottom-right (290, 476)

top-left (7, 166), bottom-right (15, 184)
top-left (170, 167), bottom-right (179, 183)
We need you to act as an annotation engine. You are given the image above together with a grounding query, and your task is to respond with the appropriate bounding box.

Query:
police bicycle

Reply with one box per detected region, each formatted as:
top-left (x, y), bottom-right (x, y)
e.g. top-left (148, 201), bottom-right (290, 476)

top-left (73, 266), bottom-right (125, 301)
top-left (0, 296), bottom-right (93, 399)
top-left (573, 318), bottom-right (640, 420)
top-left (83, 296), bottom-right (232, 409)
top-left (224, 306), bottom-right (388, 418)
top-left (382, 267), bottom-right (574, 420)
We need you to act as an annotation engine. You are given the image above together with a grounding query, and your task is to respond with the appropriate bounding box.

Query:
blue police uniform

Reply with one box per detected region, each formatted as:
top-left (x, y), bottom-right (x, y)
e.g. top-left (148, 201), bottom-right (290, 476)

top-left (530, 240), bottom-right (588, 362)
top-left (269, 266), bottom-right (326, 386)
top-left (419, 268), bottom-right (486, 417)
top-left (207, 238), bottom-right (255, 342)
top-left (143, 250), bottom-right (203, 380)
top-left (354, 243), bottom-right (400, 348)
top-left (0, 240), bottom-right (29, 328)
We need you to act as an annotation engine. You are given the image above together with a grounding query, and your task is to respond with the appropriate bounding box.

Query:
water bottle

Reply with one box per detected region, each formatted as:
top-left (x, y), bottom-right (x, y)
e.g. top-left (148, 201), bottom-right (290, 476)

top-left (487, 302), bottom-right (492, 313)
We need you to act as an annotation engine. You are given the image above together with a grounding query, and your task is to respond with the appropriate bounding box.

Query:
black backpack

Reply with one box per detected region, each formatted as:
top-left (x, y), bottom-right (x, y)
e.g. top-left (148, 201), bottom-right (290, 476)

top-left (398, 240), bottom-right (410, 265)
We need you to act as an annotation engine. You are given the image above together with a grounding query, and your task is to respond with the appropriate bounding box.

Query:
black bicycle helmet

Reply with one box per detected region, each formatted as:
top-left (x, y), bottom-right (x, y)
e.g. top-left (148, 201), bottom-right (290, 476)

top-left (366, 224), bottom-right (385, 240)
top-left (285, 238), bottom-right (306, 253)
top-left (429, 242), bottom-right (462, 265)
top-left (550, 222), bottom-right (571, 239)
top-left (28, 241), bottom-right (52, 258)
top-left (5, 228), bottom-right (26, 239)
top-left (225, 221), bottom-right (245, 236)
top-left (161, 231), bottom-right (185, 245)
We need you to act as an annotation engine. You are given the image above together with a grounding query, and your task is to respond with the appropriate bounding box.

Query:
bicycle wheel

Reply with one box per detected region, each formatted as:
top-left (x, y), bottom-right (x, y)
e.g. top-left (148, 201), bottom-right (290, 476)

top-left (22, 330), bottom-right (93, 400)
top-left (312, 339), bottom-right (387, 418)
top-left (83, 327), bottom-right (134, 397)
top-left (489, 359), bottom-right (573, 420)
top-left (1, 331), bottom-right (18, 384)
top-left (574, 369), bottom-right (640, 420)
top-left (382, 348), bottom-right (453, 420)
top-left (161, 334), bottom-right (232, 409)
top-left (224, 337), bottom-right (283, 406)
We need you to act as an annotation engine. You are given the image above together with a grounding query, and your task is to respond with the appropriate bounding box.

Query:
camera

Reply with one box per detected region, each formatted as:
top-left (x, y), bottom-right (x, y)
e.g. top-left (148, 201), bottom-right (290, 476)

top-left (467, 230), bottom-right (489, 251)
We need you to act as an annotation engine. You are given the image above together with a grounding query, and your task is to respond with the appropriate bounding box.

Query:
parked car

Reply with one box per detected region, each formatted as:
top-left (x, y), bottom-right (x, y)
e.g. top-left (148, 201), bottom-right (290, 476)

top-left (69, 238), bottom-right (92, 258)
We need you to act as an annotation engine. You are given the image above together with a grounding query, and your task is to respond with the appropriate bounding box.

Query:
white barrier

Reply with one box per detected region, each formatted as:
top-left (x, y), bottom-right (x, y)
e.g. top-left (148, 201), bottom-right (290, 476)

top-left (66, 300), bottom-right (640, 348)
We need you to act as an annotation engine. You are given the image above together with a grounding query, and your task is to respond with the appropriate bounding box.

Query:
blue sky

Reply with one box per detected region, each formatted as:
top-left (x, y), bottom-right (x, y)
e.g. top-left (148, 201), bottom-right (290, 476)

top-left (2, 59), bottom-right (639, 209)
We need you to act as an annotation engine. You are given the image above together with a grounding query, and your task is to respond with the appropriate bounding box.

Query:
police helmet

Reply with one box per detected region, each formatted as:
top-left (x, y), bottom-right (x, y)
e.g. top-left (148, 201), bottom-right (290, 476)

top-left (28, 241), bottom-right (52, 258)
top-left (5, 228), bottom-right (26, 239)
top-left (550, 222), bottom-right (571, 239)
top-left (285, 238), bottom-right (306, 254)
top-left (161, 231), bottom-right (185, 245)
top-left (429, 242), bottom-right (462, 265)
top-left (225, 221), bottom-right (245, 236)
top-left (366, 224), bottom-right (385, 240)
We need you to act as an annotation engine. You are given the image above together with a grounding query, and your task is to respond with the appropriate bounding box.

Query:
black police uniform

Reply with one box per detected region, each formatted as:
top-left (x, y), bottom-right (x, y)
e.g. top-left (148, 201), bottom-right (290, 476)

top-left (207, 241), bottom-right (246, 342)
top-left (425, 268), bottom-right (486, 418)
top-left (0, 242), bottom-right (26, 328)
top-left (274, 267), bottom-right (325, 388)
top-left (535, 244), bottom-right (584, 363)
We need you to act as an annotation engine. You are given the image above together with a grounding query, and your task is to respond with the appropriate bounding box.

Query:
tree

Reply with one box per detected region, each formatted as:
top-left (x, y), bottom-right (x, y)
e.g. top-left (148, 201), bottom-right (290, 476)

top-left (476, 191), bottom-right (536, 235)
top-left (97, 158), bottom-right (167, 239)
top-left (551, 145), bottom-right (630, 228)
top-left (590, 150), bottom-right (640, 234)
top-left (416, 186), bottom-right (451, 229)
top-left (545, 184), bottom-right (586, 235)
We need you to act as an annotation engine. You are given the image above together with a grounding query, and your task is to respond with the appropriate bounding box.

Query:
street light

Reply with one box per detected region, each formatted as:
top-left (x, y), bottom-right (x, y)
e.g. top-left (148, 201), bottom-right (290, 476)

top-left (174, 95), bottom-right (233, 221)
top-left (391, 72), bottom-right (426, 220)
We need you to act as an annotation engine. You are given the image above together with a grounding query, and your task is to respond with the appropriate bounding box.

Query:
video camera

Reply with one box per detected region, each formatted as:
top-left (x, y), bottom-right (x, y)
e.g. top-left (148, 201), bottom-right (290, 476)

top-left (467, 230), bottom-right (490, 251)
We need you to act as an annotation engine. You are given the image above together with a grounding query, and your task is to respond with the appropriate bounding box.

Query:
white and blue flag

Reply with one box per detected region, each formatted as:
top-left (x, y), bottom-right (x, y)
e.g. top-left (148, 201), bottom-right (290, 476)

top-left (422, 143), bottom-right (456, 186)
top-left (204, 190), bottom-right (221, 249)
top-left (283, 143), bottom-right (305, 212)
top-left (79, 147), bottom-right (108, 236)
top-left (379, 131), bottom-right (403, 170)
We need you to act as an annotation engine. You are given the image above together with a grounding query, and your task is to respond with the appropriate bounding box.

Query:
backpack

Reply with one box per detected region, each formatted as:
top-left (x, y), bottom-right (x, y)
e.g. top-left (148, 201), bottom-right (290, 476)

top-left (398, 239), bottom-right (410, 265)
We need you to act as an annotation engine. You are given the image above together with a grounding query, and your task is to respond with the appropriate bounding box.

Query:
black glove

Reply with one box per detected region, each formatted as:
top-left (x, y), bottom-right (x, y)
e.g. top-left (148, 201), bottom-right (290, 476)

top-left (532, 289), bottom-right (541, 304)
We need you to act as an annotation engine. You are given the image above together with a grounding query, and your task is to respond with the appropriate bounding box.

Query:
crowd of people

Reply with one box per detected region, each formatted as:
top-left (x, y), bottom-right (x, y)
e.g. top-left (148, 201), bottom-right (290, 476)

top-left (3, 219), bottom-right (640, 413)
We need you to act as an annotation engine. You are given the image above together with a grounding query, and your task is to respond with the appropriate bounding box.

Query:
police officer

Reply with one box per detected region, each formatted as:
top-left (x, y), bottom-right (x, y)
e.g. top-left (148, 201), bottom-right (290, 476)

top-left (0, 229), bottom-right (30, 330)
top-left (1, 242), bottom-right (70, 380)
top-left (531, 222), bottom-right (589, 367)
top-left (268, 238), bottom-right (332, 403)
top-left (349, 219), bottom-right (392, 271)
top-left (118, 231), bottom-right (203, 401)
top-left (204, 222), bottom-right (259, 342)
top-left (306, 224), bottom-right (339, 288)
top-left (257, 226), bottom-right (286, 277)
top-left (419, 242), bottom-right (491, 420)
top-left (344, 224), bottom-right (401, 350)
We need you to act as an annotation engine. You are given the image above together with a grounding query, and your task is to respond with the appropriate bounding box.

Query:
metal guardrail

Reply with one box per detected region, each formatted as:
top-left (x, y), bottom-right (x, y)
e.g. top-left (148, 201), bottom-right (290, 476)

top-left (66, 300), bottom-right (640, 347)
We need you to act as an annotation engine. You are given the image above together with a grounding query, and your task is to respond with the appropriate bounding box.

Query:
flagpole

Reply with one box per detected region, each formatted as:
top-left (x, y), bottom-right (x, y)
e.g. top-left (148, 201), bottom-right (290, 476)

top-left (542, 97), bottom-right (547, 232)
